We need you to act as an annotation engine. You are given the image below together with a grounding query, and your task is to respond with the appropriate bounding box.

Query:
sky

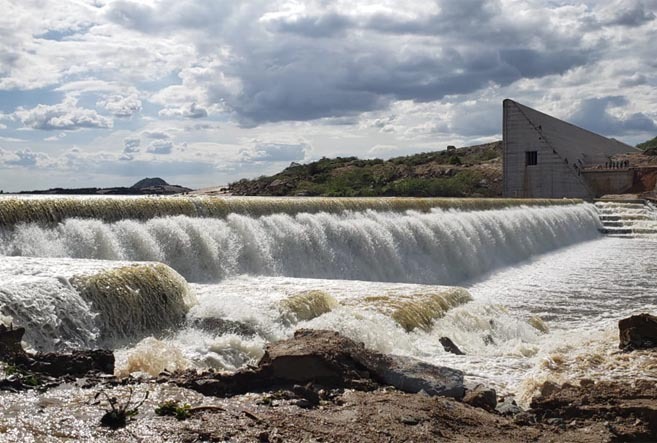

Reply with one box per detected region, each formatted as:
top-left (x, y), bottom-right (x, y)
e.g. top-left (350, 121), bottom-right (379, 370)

top-left (0, 0), bottom-right (656, 191)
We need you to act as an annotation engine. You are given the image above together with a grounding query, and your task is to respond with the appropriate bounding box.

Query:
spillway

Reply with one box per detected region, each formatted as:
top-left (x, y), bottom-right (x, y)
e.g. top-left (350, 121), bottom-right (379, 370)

top-left (0, 195), bottom-right (581, 225)
top-left (0, 199), bottom-right (601, 284)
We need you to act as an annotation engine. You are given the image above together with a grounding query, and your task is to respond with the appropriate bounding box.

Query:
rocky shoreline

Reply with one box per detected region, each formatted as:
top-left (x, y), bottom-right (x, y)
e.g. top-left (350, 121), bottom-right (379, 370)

top-left (1, 316), bottom-right (656, 442)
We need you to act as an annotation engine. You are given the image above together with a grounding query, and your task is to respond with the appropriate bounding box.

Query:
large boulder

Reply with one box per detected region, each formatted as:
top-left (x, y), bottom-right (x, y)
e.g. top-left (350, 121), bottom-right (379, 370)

top-left (619, 313), bottom-right (657, 350)
top-left (373, 355), bottom-right (464, 398)
top-left (261, 329), bottom-right (465, 398)
top-left (183, 329), bottom-right (465, 399)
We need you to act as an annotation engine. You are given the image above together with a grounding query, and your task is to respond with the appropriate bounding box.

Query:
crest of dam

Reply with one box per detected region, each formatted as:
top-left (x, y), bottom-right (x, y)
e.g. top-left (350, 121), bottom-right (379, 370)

top-left (0, 260), bottom-right (195, 351)
top-left (0, 196), bottom-right (582, 226)
top-left (0, 199), bottom-right (602, 285)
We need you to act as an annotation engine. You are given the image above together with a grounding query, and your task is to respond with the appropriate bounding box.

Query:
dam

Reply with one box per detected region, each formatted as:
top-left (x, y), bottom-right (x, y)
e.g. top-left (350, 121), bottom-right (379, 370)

top-left (0, 195), bottom-right (655, 400)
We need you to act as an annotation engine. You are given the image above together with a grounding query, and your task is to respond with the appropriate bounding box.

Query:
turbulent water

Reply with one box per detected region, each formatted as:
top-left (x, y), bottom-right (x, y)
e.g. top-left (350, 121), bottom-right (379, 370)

top-left (0, 202), bottom-right (599, 283)
top-left (1, 196), bottom-right (655, 402)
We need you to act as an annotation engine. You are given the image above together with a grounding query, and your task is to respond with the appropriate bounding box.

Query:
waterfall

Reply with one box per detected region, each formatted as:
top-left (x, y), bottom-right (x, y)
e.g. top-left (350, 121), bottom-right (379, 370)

top-left (1, 202), bottom-right (601, 285)
top-left (0, 258), bottom-right (195, 351)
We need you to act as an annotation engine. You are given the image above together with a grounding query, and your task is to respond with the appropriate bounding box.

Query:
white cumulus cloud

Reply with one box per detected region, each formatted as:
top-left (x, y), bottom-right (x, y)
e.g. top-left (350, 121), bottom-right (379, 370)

top-left (13, 99), bottom-right (113, 131)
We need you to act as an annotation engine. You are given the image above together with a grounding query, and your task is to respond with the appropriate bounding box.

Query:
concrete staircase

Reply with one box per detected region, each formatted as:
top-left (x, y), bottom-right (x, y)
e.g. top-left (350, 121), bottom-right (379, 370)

top-left (595, 200), bottom-right (657, 237)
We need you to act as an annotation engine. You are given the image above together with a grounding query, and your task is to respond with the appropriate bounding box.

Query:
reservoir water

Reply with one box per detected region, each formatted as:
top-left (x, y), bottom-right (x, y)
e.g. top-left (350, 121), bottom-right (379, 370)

top-left (1, 196), bottom-right (655, 403)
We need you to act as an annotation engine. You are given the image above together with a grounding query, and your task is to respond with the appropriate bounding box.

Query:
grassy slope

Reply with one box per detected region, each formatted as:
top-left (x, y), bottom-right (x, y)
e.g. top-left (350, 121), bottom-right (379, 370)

top-left (637, 136), bottom-right (657, 154)
top-left (229, 142), bottom-right (503, 197)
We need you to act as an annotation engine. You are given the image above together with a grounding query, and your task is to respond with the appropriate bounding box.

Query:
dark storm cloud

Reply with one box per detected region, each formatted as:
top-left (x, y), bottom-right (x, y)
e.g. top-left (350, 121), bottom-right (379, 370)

top-left (105, 0), bottom-right (236, 33)
top-left (363, 0), bottom-right (499, 36)
top-left (223, 43), bottom-right (589, 125)
top-left (499, 49), bottom-right (591, 78)
top-left (269, 12), bottom-right (353, 37)
top-left (605, 3), bottom-right (655, 27)
top-left (103, 0), bottom-right (626, 128)
top-left (569, 96), bottom-right (657, 135)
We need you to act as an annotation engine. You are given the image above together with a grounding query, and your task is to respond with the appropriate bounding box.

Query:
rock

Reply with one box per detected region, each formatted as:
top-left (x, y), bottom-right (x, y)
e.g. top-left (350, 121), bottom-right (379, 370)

top-left (546, 417), bottom-right (564, 427)
top-left (0, 324), bottom-right (26, 358)
top-left (0, 324), bottom-right (113, 378)
top-left (463, 384), bottom-right (497, 412)
top-left (267, 179), bottom-right (287, 189)
top-left (22, 350), bottom-right (115, 377)
top-left (374, 355), bottom-right (464, 399)
top-left (439, 337), bottom-right (465, 355)
top-left (182, 329), bottom-right (465, 399)
top-left (259, 329), bottom-right (370, 387)
top-left (292, 384), bottom-right (320, 407)
top-left (619, 313), bottom-right (657, 350)
top-left (400, 416), bottom-right (421, 425)
top-left (496, 397), bottom-right (522, 416)
top-left (264, 330), bottom-right (464, 398)
top-left (537, 381), bottom-right (560, 398)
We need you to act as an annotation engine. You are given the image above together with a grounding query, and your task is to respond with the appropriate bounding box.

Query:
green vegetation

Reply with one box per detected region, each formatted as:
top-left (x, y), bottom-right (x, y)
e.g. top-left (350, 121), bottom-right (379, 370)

top-left (155, 400), bottom-right (192, 420)
top-left (229, 142), bottom-right (502, 197)
top-left (638, 136), bottom-right (657, 154)
top-left (3, 363), bottom-right (42, 386)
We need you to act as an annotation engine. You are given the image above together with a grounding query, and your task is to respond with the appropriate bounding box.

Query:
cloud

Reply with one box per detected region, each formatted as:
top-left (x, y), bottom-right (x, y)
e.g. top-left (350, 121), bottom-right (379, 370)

top-left (604, 2), bottom-right (656, 27)
top-left (266, 12), bottom-right (353, 37)
top-left (141, 1), bottom-right (601, 126)
top-left (57, 147), bottom-right (218, 177)
top-left (499, 49), bottom-right (591, 78)
top-left (619, 73), bottom-right (648, 87)
top-left (159, 102), bottom-right (208, 119)
top-left (141, 130), bottom-right (171, 139)
top-left (99, 94), bottom-right (142, 117)
top-left (239, 142), bottom-right (310, 162)
top-left (569, 96), bottom-right (657, 135)
top-left (119, 137), bottom-right (141, 160)
top-left (0, 148), bottom-right (51, 168)
top-left (13, 99), bottom-right (113, 130)
top-left (146, 139), bottom-right (174, 155)
top-left (44, 132), bottom-right (66, 142)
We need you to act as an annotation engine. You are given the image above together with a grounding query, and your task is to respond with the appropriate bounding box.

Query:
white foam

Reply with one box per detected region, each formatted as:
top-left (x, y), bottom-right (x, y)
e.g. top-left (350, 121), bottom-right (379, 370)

top-left (2, 204), bottom-right (601, 284)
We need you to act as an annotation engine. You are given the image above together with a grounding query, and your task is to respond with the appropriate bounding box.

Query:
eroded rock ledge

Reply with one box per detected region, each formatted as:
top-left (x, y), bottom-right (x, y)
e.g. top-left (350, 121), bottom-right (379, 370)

top-left (175, 329), bottom-right (466, 399)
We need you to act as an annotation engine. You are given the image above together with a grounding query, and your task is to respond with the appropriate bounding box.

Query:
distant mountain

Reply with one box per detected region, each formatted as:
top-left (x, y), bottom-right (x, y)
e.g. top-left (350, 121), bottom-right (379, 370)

top-left (18, 177), bottom-right (192, 195)
top-left (131, 177), bottom-right (169, 189)
top-left (228, 142), bottom-right (503, 197)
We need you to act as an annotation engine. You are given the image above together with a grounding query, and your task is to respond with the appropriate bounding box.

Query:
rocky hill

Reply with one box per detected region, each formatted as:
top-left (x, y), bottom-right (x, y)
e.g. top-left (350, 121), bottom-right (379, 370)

top-left (19, 177), bottom-right (192, 195)
top-left (637, 136), bottom-right (657, 155)
top-left (229, 142), bottom-right (503, 197)
top-left (131, 177), bottom-right (169, 189)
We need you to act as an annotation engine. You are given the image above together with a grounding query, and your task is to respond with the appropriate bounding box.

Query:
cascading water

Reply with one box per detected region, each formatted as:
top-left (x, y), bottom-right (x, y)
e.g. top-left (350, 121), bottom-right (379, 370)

top-left (0, 257), bottom-right (195, 352)
top-left (0, 203), bottom-right (601, 284)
